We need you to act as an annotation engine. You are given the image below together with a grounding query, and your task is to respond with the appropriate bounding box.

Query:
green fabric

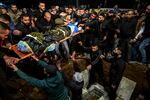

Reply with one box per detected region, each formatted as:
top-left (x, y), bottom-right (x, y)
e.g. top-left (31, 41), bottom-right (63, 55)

top-left (37, 60), bottom-right (49, 68)
top-left (16, 68), bottom-right (68, 100)
top-left (48, 26), bottom-right (71, 41)
top-left (30, 32), bottom-right (44, 43)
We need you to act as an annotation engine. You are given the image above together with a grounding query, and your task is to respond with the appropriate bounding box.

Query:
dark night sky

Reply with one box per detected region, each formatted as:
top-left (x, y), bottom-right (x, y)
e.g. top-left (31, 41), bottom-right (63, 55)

top-left (1, 0), bottom-right (150, 8)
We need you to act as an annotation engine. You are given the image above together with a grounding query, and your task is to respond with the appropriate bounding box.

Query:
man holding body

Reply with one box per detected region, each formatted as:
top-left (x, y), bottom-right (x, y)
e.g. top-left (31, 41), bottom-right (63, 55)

top-left (0, 21), bottom-right (19, 100)
top-left (8, 56), bottom-right (69, 100)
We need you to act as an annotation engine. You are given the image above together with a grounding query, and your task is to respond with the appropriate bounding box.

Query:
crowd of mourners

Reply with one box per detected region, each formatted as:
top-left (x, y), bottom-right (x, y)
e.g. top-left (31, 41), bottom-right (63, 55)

top-left (0, 1), bottom-right (150, 100)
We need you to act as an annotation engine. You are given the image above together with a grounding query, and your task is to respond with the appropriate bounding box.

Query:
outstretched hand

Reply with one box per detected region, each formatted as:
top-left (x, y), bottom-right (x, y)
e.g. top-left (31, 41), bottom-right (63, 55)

top-left (3, 55), bottom-right (19, 66)
top-left (87, 64), bottom-right (92, 71)
top-left (100, 55), bottom-right (105, 59)
top-left (9, 64), bottom-right (18, 71)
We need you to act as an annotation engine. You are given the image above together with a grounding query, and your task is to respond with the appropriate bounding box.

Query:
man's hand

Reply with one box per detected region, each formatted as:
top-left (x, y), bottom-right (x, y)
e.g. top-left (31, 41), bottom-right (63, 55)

top-left (85, 26), bottom-right (90, 30)
top-left (3, 55), bottom-right (19, 66)
top-left (9, 64), bottom-right (18, 71)
top-left (1, 42), bottom-right (12, 49)
top-left (111, 84), bottom-right (116, 90)
top-left (87, 64), bottom-right (92, 70)
top-left (129, 39), bottom-right (136, 44)
top-left (13, 30), bottom-right (22, 35)
top-left (31, 55), bottom-right (39, 61)
top-left (70, 55), bottom-right (76, 61)
top-left (100, 55), bottom-right (105, 59)
top-left (78, 41), bottom-right (83, 46)
top-left (56, 60), bottom-right (62, 71)
top-left (137, 35), bottom-right (143, 40)
top-left (103, 36), bottom-right (107, 41)
top-left (78, 24), bottom-right (85, 27)
top-left (31, 19), bottom-right (36, 28)
top-left (71, 51), bottom-right (77, 61)
top-left (78, 29), bottom-right (85, 34)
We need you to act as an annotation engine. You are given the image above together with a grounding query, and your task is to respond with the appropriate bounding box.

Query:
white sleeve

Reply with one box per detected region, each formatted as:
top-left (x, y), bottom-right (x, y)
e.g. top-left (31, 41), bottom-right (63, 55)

top-left (135, 26), bottom-right (145, 39)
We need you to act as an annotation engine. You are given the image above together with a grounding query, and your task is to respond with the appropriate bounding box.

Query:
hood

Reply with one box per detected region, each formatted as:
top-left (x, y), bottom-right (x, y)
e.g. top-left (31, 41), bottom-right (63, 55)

top-left (46, 71), bottom-right (63, 87)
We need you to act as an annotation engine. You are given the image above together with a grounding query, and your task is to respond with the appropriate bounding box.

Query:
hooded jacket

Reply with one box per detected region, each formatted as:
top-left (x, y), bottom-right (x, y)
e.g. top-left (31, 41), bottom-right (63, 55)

top-left (16, 60), bottom-right (68, 100)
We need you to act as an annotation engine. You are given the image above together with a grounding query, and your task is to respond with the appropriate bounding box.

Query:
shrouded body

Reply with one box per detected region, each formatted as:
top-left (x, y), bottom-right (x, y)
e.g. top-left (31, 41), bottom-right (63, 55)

top-left (17, 26), bottom-right (71, 55)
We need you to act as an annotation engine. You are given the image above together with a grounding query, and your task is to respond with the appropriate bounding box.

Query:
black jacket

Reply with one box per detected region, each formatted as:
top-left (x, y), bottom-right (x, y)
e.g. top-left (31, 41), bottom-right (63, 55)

top-left (33, 10), bottom-right (44, 20)
top-left (142, 13), bottom-right (150, 38)
top-left (68, 80), bottom-right (83, 100)
top-left (62, 71), bottom-right (83, 100)
top-left (119, 17), bottom-right (137, 39)
top-left (36, 18), bottom-right (54, 32)
top-left (109, 56), bottom-right (126, 86)
top-left (13, 22), bottom-right (38, 43)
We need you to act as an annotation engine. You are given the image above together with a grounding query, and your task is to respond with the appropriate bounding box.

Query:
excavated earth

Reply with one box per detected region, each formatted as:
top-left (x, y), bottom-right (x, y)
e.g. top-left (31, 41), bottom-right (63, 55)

top-left (6, 58), bottom-right (149, 100)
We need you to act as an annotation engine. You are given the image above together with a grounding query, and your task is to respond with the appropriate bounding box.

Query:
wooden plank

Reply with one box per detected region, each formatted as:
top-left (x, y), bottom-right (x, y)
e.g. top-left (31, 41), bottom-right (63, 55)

top-left (39, 30), bottom-right (84, 58)
top-left (11, 30), bottom-right (84, 59)
top-left (10, 45), bottom-right (33, 60)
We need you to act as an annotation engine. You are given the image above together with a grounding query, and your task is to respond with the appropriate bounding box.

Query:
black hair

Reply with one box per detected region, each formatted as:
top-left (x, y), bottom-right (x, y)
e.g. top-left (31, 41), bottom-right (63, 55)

top-left (38, 1), bottom-right (45, 5)
top-left (0, 14), bottom-right (11, 23)
top-left (115, 47), bottom-right (123, 54)
top-left (91, 11), bottom-right (98, 16)
top-left (20, 13), bottom-right (30, 21)
top-left (98, 12), bottom-right (106, 17)
top-left (21, 13), bottom-right (30, 17)
top-left (45, 65), bottom-right (57, 77)
top-left (91, 40), bottom-right (100, 46)
top-left (0, 21), bottom-right (10, 31)
top-left (117, 46), bottom-right (123, 51)
top-left (10, 3), bottom-right (17, 6)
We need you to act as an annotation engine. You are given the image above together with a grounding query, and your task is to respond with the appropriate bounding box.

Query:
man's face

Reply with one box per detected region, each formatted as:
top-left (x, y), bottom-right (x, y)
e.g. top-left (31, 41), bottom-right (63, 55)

top-left (1, 8), bottom-right (7, 14)
top-left (39, 3), bottom-right (45, 11)
top-left (11, 5), bottom-right (17, 12)
top-left (127, 11), bottom-right (134, 19)
top-left (64, 15), bottom-right (71, 26)
top-left (22, 16), bottom-right (30, 26)
top-left (92, 45), bottom-right (98, 52)
top-left (0, 29), bottom-right (10, 40)
top-left (79, 9), bottom-right (85, 15)
top-left (0, 18), bottom-right (10, 25)
top-left (55, 6), bottom-right (59, 10)
top-left (50, 9), bottom-right (57, 15)
top-left (98, 15), bottom-right (105, 22)
top-left (65, 15), bottom-right (72, 23)
top-left (146, 5), bottom-right (150, 14)
top-left (108, 12), bottom-right (114, 17)
top-left (67, 8), bottom-right (73, 14)
top-left (90, 14), bottom-right (97, 20)
top-left (113, 48), bottom-right (121, 55)
top-left (44, 13), bottom-right (51, 22)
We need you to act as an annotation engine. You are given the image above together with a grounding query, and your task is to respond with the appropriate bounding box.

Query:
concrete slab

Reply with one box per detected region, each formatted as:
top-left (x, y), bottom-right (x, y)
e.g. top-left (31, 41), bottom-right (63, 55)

top-left (116, 77), bottom-right (136, 100)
